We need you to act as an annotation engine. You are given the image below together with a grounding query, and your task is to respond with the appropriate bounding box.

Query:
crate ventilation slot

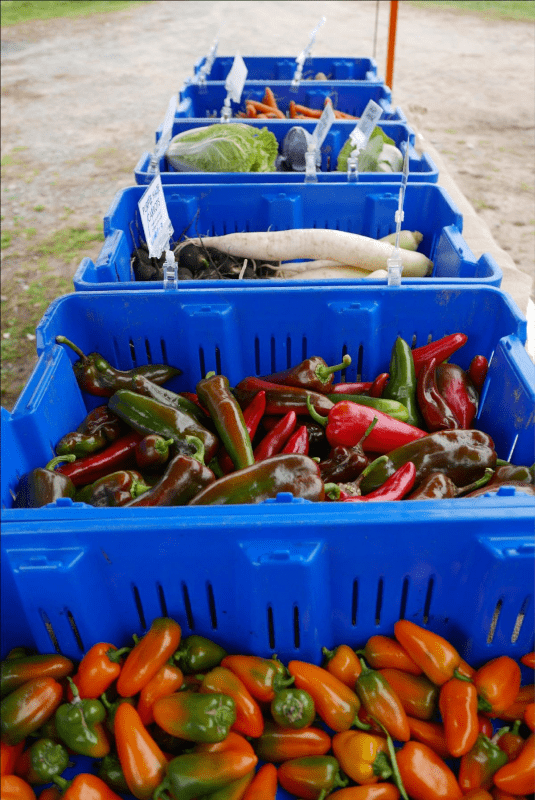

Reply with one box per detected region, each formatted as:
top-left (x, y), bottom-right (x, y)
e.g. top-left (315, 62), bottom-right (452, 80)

top-left (129, 339), bottom-right (137, 367)
top-left (157, 584), bottom-right (168, 618)
top-left (399, 577), bottom-right (410, 620)
top-left (293, 605), bottom-right (300, 649)
top-left (145, 339), bottom-right (153, 365)
top-left (423, 576), bottom-right (435, 624)
top-left (267, 606), bottom-right (275, 650)
top-left (182, 582), bottom-right (194, 630)
top-left (207, 582), bottom-right (218, 630)
top-left (160, 338), bottom-right (169, 366)
top-left (67, 609), bottom-right (84, 654)
top-left (132, 584), bottom-right (147, 631)
top-left (486, 598), bottom-right (503, 644)
top-left (511, 596), bottom-right (531, 644)
top-left (352, 579), bottom-right (359, 626)
top-left (375, 578), bottom-right (384, 626)
top-left (39, 609), bottom-right (60, 654)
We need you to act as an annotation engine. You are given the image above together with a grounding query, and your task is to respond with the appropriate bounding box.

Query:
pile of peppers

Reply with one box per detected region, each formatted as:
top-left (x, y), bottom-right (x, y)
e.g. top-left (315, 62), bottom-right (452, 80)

top-left (11, 332), bottom-right (534, 509)
top-left (1, 617), bottom-right (534, 800)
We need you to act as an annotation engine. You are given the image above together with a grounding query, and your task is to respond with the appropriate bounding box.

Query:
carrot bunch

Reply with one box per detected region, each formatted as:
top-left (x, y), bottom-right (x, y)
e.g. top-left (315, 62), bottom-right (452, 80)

top-left (236, 89), bottom-right (359, 120)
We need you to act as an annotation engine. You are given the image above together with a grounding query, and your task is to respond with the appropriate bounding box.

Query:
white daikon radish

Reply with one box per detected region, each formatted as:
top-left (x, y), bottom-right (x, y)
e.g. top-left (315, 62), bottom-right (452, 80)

top-left (279, 266), bottom-right (389, 280)
top-left (189, 229), bottom-right (433, 276)
top-left (379, 230), bottom-right (424, 251)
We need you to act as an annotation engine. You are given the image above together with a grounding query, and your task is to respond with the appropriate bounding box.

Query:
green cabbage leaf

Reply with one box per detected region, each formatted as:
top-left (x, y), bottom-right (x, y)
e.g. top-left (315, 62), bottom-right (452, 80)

top-left (336, 126), bottom-right (403, 173)
top-left (166, 123), bottom-right (279, 173)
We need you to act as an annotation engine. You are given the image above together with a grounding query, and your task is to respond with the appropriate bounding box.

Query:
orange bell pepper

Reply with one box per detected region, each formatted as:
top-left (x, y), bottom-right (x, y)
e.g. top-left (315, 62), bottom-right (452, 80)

top-left (325, 787), bottom-right (400, 799)
top-left (322, 644), bottom-right (363, 688)
top-left (492, 732), bottom-right (535, 795)
top-left (523, 701), bottom-right (535, 731)
top-left (53, 774), bottom-right (122, 800)
top-left (68, 643), bottom-right (129, 700)
top-left (396, 740), bottom-right (463, 799)
top-left (439, 676), bottom-right (479, 757)
top-left (136, 663), bottom-right (183, 726)
top-left (114, 703), bottom-right (167, 800)
top-left (199, 666), bottom-right (264, 738)
top-left (116, 617), bottom-right (181, 698)
top-left (393, 620), bottom-right (461, 686)
top-left (242, 763), bottom-right (277, 800)
top-left (288, 660), bottom-right (365, 733)
top-left (497, 683), bottom-right (534, 721)
top-left (378, 668), bottom-right (438, 721)
top-left (332, 730), bottom-right (391, 785)
top-left (474, 656), bottom-right (521, 716)
top-left (220, 654), bottom-right (292, 703)
top-left (405, 717), bottom-right (450, 760)
top-left (357, 636), bottom-right (422, 675)
top-left (0, 775), bottom-right (36, 800)
top-left (254, 721), bottom-right (331, 763)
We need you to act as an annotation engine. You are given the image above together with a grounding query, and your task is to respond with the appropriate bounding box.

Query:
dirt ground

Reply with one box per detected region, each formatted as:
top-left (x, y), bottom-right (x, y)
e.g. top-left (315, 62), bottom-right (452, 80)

top-left (1, 0), bottom-right (534, 409)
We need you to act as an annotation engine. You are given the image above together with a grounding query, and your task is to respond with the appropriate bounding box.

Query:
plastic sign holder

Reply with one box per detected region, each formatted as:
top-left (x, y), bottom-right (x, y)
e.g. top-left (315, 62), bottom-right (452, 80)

top-left (346, 99), bottom-right (383, 182)
top-left (196, 36), bottom-right (220, 92)
top-left (220, 54), bottom-right (247, 122)
top-left (305, 102), bottom-right (335, 183)
top-left (148, 95), bottom-right (177, 177)
top-left (138, 174), bottom-right (175, 289)
top-left (291, 16), bottom-right (326, 90)
top-left (387, 142), bottom-right (410, 287)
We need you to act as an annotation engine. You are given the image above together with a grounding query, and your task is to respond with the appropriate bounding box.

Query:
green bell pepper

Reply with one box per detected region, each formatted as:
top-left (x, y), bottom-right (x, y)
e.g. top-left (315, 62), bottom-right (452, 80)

top-left (54, 677), bottom-right (110, 757)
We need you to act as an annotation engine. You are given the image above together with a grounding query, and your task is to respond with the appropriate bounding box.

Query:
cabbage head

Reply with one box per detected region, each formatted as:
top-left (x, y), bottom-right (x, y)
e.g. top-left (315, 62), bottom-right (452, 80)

top-left (166, 123), bottom-right (279, 173)
top-left (336, 126), bottom-right (403, 173)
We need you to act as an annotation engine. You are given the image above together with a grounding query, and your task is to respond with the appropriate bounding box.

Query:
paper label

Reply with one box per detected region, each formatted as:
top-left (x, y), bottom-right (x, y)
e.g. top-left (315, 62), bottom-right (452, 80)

top-left (138, 174), bottom-right (173, 258)
top-left (356, 99), bottom-right (383, 140)
top-left (225, 54), bottom-right (248, 103)
top-left (154, 95), bottom-right (177, 160)
top-left (310, 101), bottom-right (335, 151)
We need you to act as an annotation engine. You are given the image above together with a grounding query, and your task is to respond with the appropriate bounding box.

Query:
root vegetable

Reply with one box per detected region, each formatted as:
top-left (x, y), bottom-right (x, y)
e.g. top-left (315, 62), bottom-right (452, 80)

top-left (188, 230), bottom-right (433, 276)
top-left (380, 231), bottom-right (424, 251)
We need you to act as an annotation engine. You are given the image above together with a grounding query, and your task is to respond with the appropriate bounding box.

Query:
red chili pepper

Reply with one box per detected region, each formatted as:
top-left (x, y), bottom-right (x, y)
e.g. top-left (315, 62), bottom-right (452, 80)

top-left (406, 717), bottom-right (450, 760)
top-left (282, 424), bottom-right (309, 455)
top-left (234, 376), bottom-right (334, 416)
top-left (242, 763), bottom-right (277, 800)
top-left (199, 666), bottom-right (264, 738)
top-left (492, 732), bottom-right (535, 795)
top-left (474, 656), bottom-right (522, 716)
top-left (393, 620), bottom-right (461, 686)
top-left (114, 703), bottom-right (167, 800)
top-left (288, 660), bottom-right (366, 733)
top-left (219, 391), bottom-right (266, 474)
top-left (417, 357), bottom-right (460, 432)
top-left (136, 663), bottom-right (184, 726)
top-left (55, 432), bottom-right (143, 487)
top-left (116, 617), bottom-right (182, 698)
top-left (331, 382), bottom-right (372, 395)
top-left (435, 362), bottom-right (479, 429)
top-left (253, 410), bottom-right (296, 461)
top-left (396, 740), bottom-right (463, 799)
top-left (342, 462), bottom-right (416, 502)
top-left (68, 643), bottom-right (129, 700)
top-left (439, 676), bottom-right (479, 757)
top-left (521, 651), bottom-right (535, 669)
top-left (260, 354), bottom-right (352, 393)
top-left (369, 373), bottom-right (390, 398)
top-left (468, 355), bottom-right (489, 392)
top-left (357, 636), bottom-right (422, 675)
top-left (307, 397), bottom-right (427, 454)
top-left (322, 644), bottom-right (363, 689)
top-left (411, 333), bottom-right (468, 377)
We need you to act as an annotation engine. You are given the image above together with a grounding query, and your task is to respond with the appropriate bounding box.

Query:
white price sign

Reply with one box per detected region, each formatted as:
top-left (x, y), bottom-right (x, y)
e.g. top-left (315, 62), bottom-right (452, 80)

top-left (154, 95), bottom-right (177, 161)
top-left (353, 99), bottom-right (383, 146)
top-left (310, 101), bottom-right (335, 152)
top-left (138, 174), bottom-right (173, 259)
top-left (225, 54), bottom-right (248, 103)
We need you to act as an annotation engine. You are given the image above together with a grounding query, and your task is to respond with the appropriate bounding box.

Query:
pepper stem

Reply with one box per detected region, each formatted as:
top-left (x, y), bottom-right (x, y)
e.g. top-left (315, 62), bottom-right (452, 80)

top-left (315, 354), bottom-right (352, 383)
top-left (324, 483), bottom-right (341, 500)
top-left (106, 646), bottom-right (131, 663)
top-left (45, 454), bottom-right (76, 471)
top-left (375, 719), bottom-right (409, 800)
top-left (306, 395), bottom-right (328, 427)
top-left (185, 435), bottom-right (205, 464)
top-left (53, 776), bottom-right (71, 791)
top-left (55, 335), bottom-right (87, 361)
top-left (356, 416), bottom-right (379, 448)
top-left (205, 371), bottom-right (216, 379)
top-left (456, 467), bottom-right (494, 496)
top-left (131, 479), bottom-right (151, 499)
top-left (66, 676), bottom-right (81, 703)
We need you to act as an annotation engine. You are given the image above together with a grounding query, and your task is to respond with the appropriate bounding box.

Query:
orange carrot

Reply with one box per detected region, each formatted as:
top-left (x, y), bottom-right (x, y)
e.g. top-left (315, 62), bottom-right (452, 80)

top-left (262, 87), bottom-right (278, 110)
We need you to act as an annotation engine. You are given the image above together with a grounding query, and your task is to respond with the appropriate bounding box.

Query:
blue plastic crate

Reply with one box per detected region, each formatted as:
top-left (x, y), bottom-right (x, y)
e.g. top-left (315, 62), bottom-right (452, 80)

top-left (73, 182), bottom-right (502, 291)
top-left (191, 54), bottom-right (381, 82)
top-left (175, 80), bottom-right (405, 121)
top-left (1, 285), bottom-right (534, 800)
top-left (2, 284), bottom-right (534, 513)
top-left (139, 118), bottom-right (438, 185)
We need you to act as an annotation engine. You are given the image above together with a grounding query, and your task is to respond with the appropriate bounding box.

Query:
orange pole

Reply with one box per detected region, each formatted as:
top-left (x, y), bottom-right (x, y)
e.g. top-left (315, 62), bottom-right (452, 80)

top-left (385, 0), bottom-right (399, 90)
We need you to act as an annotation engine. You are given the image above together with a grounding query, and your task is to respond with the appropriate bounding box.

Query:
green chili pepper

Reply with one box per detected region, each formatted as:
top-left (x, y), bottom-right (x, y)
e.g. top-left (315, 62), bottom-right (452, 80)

top-left (17, 737), bottom-right (69, 785)
top-left (196, 372), bottom-right (254, 471)
top-left (152, 691), bottom-right (236, 743)
top-left (271, 687), bottom-right (316, 729)
top-left (96, 753), bottom-right (131, 794)
top-left (108, 389), bottom-right (219, 463)
top-left (326, 394), bottom-right (410, 422)
top-left (458, 731), bottom-right (509, 791)
top-left (382, 336), bottom-right (423, 428)
top-left (56, 335), bottom-right (182, 397)
top-left (359, 429), bottom-right (497, 494)
top-left (54, 677), bottom-right (110, 757)
top-left (13, 455), bottom-right (77, 509)
top-left (174, 635), bottom-right (227, 675)
top-left (153, 751), bottom-right (258, 800)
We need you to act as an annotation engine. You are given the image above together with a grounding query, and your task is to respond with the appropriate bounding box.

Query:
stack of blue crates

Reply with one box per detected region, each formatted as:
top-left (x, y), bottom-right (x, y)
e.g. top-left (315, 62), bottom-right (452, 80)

top-left (1, 52), bottom-right (533, 800)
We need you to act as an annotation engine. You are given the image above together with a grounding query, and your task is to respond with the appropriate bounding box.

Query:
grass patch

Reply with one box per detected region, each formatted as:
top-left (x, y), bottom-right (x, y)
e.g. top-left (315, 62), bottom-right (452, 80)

top-left (1, 274), bottom-right (71, 409)
top-left (36, 224), bottom-right (104, 260)
top-left (408, 1), bottom-right (535, 21)
top-left (1, 232), bottom-right (12, 249)
top-left (1, 1), bottom-right (149, 26)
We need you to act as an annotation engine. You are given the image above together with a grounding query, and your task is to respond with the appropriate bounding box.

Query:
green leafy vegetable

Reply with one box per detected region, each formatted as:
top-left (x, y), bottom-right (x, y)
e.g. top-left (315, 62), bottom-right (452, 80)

top-left (166, 123), bottom-right (279, 173)
top-left (336, 126), bottom-right (403, 173)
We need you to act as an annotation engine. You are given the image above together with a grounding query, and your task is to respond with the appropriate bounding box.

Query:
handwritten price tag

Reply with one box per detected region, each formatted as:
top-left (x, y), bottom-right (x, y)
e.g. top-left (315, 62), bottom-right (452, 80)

top-left (138, 174), bottom-right (173, 258)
